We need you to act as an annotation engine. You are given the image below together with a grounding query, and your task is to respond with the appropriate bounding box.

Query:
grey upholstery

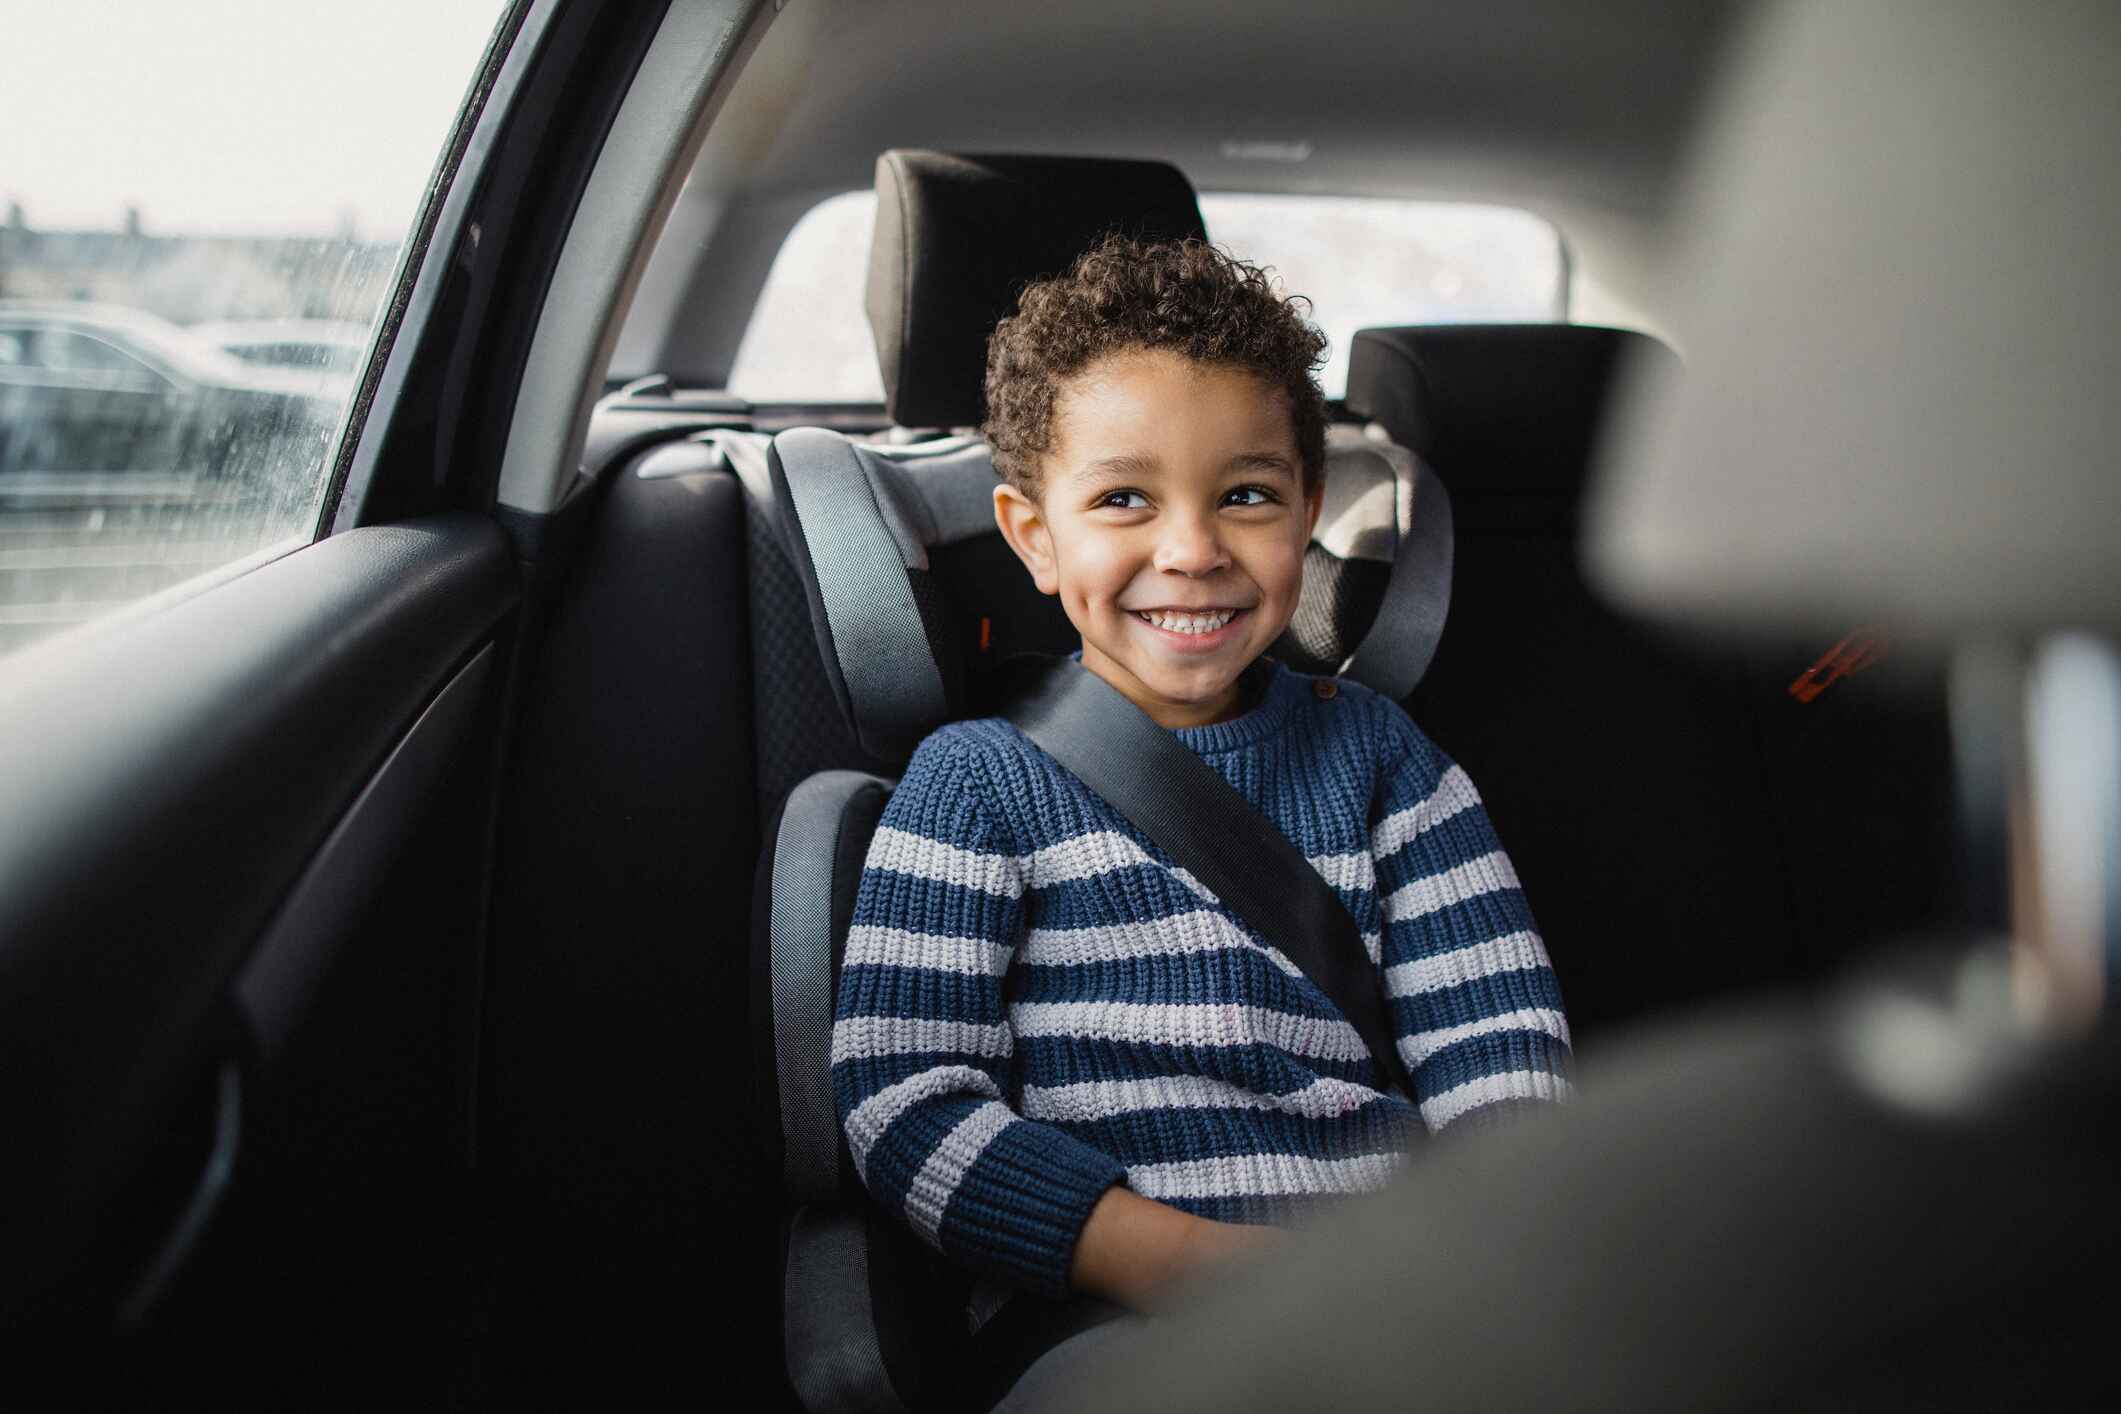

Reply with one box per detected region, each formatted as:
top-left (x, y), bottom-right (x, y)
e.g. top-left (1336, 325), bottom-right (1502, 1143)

top-left (1586, 0), bottom-right (2121, 640)
top-left (760, 423), bottom-right (1455, 1413)
top-left (769, 771), bottom-right (942, 1411)
top-left (766, 151), bottom-right (1456, 1414)
top-left (768, 425), bottom-right (1450, 770)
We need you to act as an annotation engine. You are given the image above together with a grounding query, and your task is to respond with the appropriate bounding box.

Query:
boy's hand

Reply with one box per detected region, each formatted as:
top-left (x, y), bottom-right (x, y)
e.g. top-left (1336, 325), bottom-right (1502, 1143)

top-left (1181, 1211), bottom-right (1290, 1271)
top-left (1070, 1184), bottom-right (1290, 1314)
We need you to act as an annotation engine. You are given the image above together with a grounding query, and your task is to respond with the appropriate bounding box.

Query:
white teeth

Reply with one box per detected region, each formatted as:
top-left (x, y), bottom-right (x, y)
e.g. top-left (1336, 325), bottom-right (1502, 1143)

top-left (1137, 609), bottom-right (1237, 635)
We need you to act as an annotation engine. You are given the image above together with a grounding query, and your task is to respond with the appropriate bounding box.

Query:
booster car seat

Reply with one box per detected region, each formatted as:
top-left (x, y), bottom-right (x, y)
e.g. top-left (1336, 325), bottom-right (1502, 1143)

top-left (746, 150), bottom-right (1457, 1412)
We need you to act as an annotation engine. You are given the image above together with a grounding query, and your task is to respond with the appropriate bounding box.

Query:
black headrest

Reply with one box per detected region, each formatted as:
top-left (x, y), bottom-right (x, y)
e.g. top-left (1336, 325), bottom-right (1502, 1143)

top-left (1345, 325), bottom-right (1678, 495)
top-left (863, 150), bottom-right (1208, 429)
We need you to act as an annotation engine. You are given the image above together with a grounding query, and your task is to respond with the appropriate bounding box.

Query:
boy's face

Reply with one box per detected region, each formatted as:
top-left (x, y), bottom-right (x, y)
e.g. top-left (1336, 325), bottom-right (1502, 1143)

top-left (993, 348), bottom-right (1321, 729)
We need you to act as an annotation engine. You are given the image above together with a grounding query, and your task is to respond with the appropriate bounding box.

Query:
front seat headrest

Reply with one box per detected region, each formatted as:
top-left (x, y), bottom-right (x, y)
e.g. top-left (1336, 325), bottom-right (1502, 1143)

top-left (1345, 325), bottom-right (1678, 495)
top-left (864, 150), bottom-right (1208, 429)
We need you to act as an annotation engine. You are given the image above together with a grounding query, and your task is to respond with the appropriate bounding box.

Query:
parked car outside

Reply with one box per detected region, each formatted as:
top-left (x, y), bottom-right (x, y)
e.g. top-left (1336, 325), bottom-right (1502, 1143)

top-left (0, 300), bottom-right (341, 485)
top-left (189, 317), bottom-right (368, 395)
top-left (0, 301), bottom-right (348, 650)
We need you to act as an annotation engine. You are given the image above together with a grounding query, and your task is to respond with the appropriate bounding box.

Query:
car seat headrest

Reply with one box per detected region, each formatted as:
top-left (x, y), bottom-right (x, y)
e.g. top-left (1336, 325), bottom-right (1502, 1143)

top-left (863, 150), bottom-right (1209, 430)
top-left (1587, 1), bottom-right (2121, 640)
top-left (769, 427), bottom-right (1450, 765)
top-left (1345, 325), bottom-right (1679, 495)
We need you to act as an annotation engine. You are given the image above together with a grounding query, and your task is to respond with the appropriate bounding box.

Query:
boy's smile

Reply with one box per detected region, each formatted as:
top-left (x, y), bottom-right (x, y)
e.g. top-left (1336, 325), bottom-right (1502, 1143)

top-left (993, 348), bottom-right (1322, 728)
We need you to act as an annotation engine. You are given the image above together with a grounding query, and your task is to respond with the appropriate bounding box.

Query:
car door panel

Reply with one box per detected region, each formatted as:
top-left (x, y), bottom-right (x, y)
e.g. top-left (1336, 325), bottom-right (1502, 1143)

top-left (234, 638), bottom-right (500, 1071)
top-left (1, 514), bottom-right (517, 1328)
top-left (2, 0), bottom-right (771, 1400)
top-left (133, 614), bottom-right (522, 1410)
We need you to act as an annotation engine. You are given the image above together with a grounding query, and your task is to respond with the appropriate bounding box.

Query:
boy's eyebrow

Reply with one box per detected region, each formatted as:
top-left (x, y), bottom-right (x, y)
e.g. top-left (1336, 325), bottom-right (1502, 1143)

top-left (1227, 451), bottom-right (1298, 476)
top-left (1071, 450), bottom-right (1297, 482)
top-left (1073, 453), bottom-right (1159, 482)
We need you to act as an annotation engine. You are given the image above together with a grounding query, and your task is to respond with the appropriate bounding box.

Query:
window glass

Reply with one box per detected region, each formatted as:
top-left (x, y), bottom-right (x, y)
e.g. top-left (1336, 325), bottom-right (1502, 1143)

top-left (727, 192), bottom-right (888, 404)
top-left (725, 190), bottom-right (1565, 406)
top-left (243, 341), bottom-right (361, 374)
top-left (0, 0), bottom-right (507, 661)
top-left (1197, 195), bottom-right (1565, 397)
top-left (38, 332), bottom-right (157, 378)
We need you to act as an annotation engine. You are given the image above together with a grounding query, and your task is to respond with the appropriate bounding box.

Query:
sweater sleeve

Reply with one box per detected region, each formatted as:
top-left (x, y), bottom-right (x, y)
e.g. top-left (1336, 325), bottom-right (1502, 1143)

top-left (1367, 702), bottom-right (1572, 1133)
top-left (830, 733), bottom-right (1128, 1299)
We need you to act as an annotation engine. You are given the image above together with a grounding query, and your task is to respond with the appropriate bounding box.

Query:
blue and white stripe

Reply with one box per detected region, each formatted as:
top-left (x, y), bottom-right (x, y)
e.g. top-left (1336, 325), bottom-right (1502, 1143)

top-left (830, 661), bottom-right (1570, 1301)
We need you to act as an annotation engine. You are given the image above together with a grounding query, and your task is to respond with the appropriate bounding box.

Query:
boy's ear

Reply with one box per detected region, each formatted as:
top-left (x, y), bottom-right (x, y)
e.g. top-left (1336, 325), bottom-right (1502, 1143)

top-left (993, 483), bottom-right (1059, 596)
top-left (1304, 476), bottom-right (1325, 540)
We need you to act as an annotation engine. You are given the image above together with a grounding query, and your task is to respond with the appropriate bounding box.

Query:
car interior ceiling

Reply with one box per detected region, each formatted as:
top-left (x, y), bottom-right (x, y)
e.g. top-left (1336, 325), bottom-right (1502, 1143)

top-left (17, 2), bottom-right (2022, 1408)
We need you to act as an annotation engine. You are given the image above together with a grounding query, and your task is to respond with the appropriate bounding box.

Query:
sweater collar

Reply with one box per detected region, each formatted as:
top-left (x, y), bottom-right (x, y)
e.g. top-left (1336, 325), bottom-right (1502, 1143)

top-left (1059, 652), bottom-right (1304, 754)
top-left (1169, 658), bottom-right (1304, 755)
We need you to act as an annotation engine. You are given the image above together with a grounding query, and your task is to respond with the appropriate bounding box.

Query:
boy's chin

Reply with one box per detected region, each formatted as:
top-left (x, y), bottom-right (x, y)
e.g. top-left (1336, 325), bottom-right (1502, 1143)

top-left (1089, 649), bottom-right (1258, 724)
top-left (1144, 661), bottom-right (1246, 700)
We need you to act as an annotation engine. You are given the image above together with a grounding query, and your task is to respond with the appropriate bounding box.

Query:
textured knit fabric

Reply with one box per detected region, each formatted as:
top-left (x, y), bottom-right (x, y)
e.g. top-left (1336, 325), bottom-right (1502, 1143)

top-left (829, 660), bottom-right (1570, 1303)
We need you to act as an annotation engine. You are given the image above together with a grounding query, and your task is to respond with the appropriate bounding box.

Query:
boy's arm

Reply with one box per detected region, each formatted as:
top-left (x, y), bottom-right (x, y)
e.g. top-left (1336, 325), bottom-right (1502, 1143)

top-left (1368, 707), bottom-right (1572, 1132)
top-left (832, 736), bottom-right (1130, 1299)
top-left (1071, 1185), bottom-right (1288, 1313)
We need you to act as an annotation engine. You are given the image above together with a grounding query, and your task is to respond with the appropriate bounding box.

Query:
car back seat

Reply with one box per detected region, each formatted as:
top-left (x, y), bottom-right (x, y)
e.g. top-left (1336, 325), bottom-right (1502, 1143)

top-left (1345, 324), bottom-right (1958, 1030)
top-left (747, 150), bottom-right (1458, 1413)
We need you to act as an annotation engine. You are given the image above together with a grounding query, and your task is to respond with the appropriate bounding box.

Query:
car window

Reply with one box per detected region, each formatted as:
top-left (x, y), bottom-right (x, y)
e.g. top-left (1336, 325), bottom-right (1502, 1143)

top-left (1197, 194), bottom-right (1565, 396)
top-left (0, 0), bottom-right (507, 661)
top-left (726, 191), bottom-right (890, 404)
top-left (725, 189), bottom-right (1566, 405)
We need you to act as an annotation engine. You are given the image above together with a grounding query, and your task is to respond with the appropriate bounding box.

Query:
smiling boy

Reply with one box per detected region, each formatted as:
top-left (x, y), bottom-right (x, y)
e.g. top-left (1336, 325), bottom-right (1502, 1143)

top-left (990, 343), bottom-right (1309, 729)
top-left (830, 236), bottom-right (1570, 1403)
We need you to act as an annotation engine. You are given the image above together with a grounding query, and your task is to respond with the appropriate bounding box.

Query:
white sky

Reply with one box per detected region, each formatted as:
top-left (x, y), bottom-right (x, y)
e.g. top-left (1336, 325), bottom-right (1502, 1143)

top-left (1, 0), bottom-right (508, 239)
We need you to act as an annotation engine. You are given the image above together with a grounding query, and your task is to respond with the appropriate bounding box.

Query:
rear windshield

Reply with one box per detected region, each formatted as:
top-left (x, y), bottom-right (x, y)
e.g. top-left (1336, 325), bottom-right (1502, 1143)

top-left (727, 190), bottom-right (1566, 405)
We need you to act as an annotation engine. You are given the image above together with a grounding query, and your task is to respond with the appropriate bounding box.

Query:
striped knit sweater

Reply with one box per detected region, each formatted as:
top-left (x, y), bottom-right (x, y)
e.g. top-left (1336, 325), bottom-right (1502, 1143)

top-left (829, 659), bottom-right (1571, 1303)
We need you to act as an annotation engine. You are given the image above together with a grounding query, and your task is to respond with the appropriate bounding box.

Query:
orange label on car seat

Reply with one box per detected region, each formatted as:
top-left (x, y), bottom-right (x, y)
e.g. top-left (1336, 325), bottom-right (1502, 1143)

top-left (1788, 628), bottom-right (1887, 703)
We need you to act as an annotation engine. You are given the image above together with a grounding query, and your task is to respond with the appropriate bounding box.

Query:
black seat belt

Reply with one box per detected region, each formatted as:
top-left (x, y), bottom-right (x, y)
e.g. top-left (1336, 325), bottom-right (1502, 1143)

top-left (999, 654), bottom-right (1416, 1102)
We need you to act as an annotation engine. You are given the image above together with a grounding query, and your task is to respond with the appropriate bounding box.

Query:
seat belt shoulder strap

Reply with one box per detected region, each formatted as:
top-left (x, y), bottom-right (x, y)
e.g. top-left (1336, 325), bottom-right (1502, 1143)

top-left (998, 656), bottom-right (1412, 1098)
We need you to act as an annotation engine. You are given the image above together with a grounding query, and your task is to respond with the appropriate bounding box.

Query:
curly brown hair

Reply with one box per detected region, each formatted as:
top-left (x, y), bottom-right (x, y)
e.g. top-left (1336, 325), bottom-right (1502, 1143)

top-left (982, 235), bottom-right (1329, 499)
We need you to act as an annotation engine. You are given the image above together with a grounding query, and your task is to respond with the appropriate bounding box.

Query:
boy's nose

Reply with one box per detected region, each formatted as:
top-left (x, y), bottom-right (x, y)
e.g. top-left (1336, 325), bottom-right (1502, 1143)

top-left (1153, 513), bottom-right (1231, 576)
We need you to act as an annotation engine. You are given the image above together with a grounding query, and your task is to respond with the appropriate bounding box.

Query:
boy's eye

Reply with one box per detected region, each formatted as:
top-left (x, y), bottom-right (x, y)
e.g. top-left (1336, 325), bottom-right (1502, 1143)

top-left (1095, 489), bottom-right (1150, 510)
top-left (1223, 484), bottom-right (1280, 507)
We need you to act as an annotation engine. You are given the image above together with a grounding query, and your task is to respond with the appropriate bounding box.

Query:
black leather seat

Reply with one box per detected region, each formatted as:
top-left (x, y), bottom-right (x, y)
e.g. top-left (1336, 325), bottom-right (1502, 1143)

top-left (1345, 324), bottom-right (1958, 1032)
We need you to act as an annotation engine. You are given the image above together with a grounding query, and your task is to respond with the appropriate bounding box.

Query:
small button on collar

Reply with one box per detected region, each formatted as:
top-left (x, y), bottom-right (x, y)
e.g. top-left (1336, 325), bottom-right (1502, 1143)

top-left (1313, 678), bottom-right (1339, 700)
